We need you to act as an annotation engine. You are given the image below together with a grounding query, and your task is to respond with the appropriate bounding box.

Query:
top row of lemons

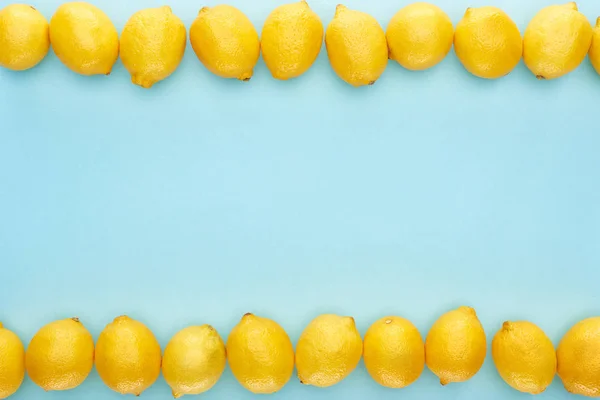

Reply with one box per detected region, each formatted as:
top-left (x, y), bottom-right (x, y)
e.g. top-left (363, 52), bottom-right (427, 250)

top-left (1, 1), bottom-right (600, 87)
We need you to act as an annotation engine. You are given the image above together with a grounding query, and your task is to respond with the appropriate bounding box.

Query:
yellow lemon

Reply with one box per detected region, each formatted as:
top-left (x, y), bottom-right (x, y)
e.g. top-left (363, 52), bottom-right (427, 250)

top-left (49, 2), bottom-right (118, 76)
top-left (454, 6), bottom-right (523, 79)
top-left (296, 314), bottom-right (362, 387)
top-left (492, 321), bottom-right (556, 394)
top-left (261, 0), bottom-right (323, 80)
top-left (162, 325), bottom-right (226, 398)
top-left (190, 5), bottom-right (260, 81)
top-left (524, 2), bottom-right (592, 80)
top-left (363, 316), bottom-right (424, 388)
top-left (0, 323), bottom-right (25, 399)
top-left (325, 4), bottom-right (388, 87)
top-left (95, 315), bottom-right (162, 396)
top-left (557, 317), bottom-right (600, 397)
top-left (0, 4), bottom-right (50, 71)
top-left (589, 18), bottom-right (600, 75)
top-left (386, 2), bottom-right (453, 71)
top-left (120, 6), bottom-right (186, 89)
top-left (26, 318), bottom-right (94, 391)
top-left (227, 313), bottom-right (294, 394)
top-left (425, 306), bottom-right (486, 385)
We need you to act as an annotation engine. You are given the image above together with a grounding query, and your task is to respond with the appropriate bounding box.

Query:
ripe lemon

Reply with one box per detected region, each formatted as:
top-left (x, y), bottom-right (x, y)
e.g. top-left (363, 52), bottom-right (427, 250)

top-left (95, 315), bottom-right (162, 396)
top-left (425, 306), bottom-right (486, 385)
top-left (386, 2), bottom-right (453, 71)
top-left (363, 316), bottom-right (424, 388)
top-left (454, 6), bottom-right (522, 79)
top-left (0, 4), bottom-right (50, 71)
top-left (162, 325), bottom-right (226, 398)
top-left (325, 4), bottom-right (388, 87)
top-left (261, 0), bottom-right (323, 80)
top-left (49, 2), bottom-right (118, 76)
top-left (120, 6), bottom-right (186, 88)
top-left (0, 323), bottom-right (25, 399)
top-left (26, 318), bottom-right (94, 391)
top-left (296, 314), bottom-right (363, 387)
top-left (589, 18), bottom-right (600, 75)
top-left (524, 2), bottom-right (592, 80)
top-left (492, 321), bottom-right (556, 394)
top-left (557, 317), bottom-right (600, 397)
top-left (190, 5), bottom-right (260, 81)
top-left (227, 313), bottom-right (294, 394)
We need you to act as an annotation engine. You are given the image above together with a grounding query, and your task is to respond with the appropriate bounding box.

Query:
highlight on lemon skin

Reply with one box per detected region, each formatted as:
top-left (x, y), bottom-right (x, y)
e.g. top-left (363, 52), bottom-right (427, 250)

top-left (454, 6), bottom-right (523, 79)
top-left (261, 0), bottom-right (324, 80)
top-left (492, 321), bottom-right (556, 394)
top-left (523, 2), bottom-right (592, 80)
top-left (325, 4), bottom-right (388, 87)
top-left (386, 2), bottom-right (454, 71)
top-left (0, 322), bottom-right (25, 399)
top-left (226, 313), bottom-right (294, 394)
top-left (162, 325), bottom-right (226, 398)
top-left (425, 306), bottom-right (487, 385)
top-left (0, 4), bottom-right (50, 71)
top-left (25, 317), bottom-right (94, 391)
top-left (363, 316), bottom-right (425, 388)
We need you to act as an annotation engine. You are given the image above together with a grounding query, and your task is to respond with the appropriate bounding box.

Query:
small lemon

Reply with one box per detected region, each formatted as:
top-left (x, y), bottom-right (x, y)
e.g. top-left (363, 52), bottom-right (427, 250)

top-left (120, 6), bottom-right (186, 89)
top-left (190, 5), bottom-right (260, 81)
top-left (296, 314), bottom-right (363, 387)
top-left (386, 2), bottom-right (453, 71)
top-left (227, 313), bottom-right (294, 394)
top-left (454, 7), bottom-right (523, 79)
top-left (363, 316), bottom-right (424, 388)
top-left (261, 0), bottom-right (323, 80)
top-left (49, 2), bottom-right (119, 76)
top-left (26, 318), bottom-right (94, 391)
top-left (0, 323), bottom-right (25, 399)
top-left (589, 18), bottom-right (600, 76)
top-left (95, 315), bottom-right (162, 396)
top-left (557, 317), bottom-right (600, 397)
top-left (492, 321), bottom-right (556, 394)
top-left (524, 2), bottom-right (592, 80)
top-left (162, 325), bottom-right (226, 398)
top-left (325, 4), bottom-right (388, 87)
top-left (425, 306), bottom-right (486, 385)
top-left (0, 4), bottom-right (50, 71)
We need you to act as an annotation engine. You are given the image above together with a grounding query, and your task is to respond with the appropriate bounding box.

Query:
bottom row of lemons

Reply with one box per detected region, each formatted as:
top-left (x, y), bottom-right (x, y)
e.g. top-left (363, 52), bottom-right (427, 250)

top-left (0, 307), bottom-right (599, 398)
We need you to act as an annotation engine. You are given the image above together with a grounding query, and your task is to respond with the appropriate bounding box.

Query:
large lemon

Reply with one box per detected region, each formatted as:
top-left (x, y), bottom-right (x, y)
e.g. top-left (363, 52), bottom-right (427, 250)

top-left (261, 0), bottom-right (323, 80)
top-left (363, 316), bottom-right (424, 388)
top-left (95, 315), bottom-right (162, 396)
top-left (523, 2), bottom-right (592, 80)
top-left (227, 313), bottom-right (294, 394)
top-left (26, 318), bottom-right (94, 391)
top-left (296, 314), bottom-right (363, 387)
top-left (557, 317), bottom-right (600, 397)
top-left (386, 2), bottom-right (453, 71)
top-left (0, 4), bottom-right (50, 71)
top-left (325, 5), bottom-right (388, 87)
top-left (492, 321), bottom-right (556, 394)
top-left (454, 6), bottom-right (522, 79)
top-left (425, 306), bottom-right (486, 385)
top-left (0, 322), bottom-right (25, 399)
top-left (163, 325), bottom-right (226, 398)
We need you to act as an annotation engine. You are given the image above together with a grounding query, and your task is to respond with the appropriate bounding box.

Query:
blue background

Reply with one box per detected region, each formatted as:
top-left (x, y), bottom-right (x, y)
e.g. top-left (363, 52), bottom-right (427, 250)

top-left (1, 0), bottom-right (599, 399)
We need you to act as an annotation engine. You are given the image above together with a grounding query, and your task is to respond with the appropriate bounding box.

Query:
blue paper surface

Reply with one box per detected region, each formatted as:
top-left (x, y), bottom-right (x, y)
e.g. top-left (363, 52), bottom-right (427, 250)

top-left (1, 0), bottom-right (600, 399)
